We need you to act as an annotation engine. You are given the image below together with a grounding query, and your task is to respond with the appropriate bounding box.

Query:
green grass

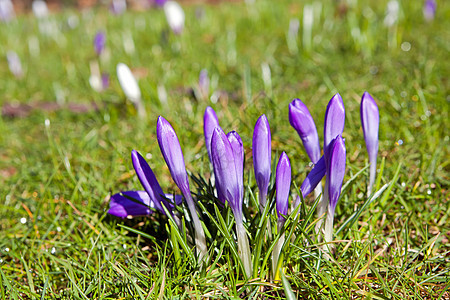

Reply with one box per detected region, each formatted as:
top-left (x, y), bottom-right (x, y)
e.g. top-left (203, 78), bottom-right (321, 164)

top-left (0, 0), bottom-right (449, 298)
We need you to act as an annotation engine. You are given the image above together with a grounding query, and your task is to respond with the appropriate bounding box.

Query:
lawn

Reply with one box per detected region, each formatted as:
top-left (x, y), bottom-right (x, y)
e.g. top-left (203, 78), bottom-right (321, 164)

top-left (0, 0), bottom-right (449, 298)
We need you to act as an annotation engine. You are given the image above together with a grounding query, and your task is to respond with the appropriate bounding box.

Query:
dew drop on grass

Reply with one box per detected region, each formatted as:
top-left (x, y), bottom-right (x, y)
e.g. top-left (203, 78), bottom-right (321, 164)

top-left (427, 189), bottom-right (432, 195)
top-left (401, 42), bottom-right (411, 52)
top-left (401, 182), bottom-right (406, 187)
top-left (51, 247), bottom-right (56, 254)
top-left (397, 139), bottom-right (403, 145)
top-left (123, 244), bottom-right (127, 249)
top-left (57, 226), bottom-right (61, 232)
top-left (3, 248), bottom-right (8, 252)
top-left (20, 218), bottom-right (27, 224)
top-left (0, 259), bottom-right (3, 263)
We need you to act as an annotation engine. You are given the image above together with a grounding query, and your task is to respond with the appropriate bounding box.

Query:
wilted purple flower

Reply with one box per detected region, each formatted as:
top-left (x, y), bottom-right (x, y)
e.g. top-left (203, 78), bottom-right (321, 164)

top-left (109, 191), bottom-right (154, 218)
top-left (324, 135), bottom-right (346, 244)
top-left (94, 31), bottom-right (106, 56)
top-left (423, 0), bottom-right (436, 21)
top-left (211, 127), bottom-right (242, 218)
top-left (276, 152), bottom-right (291, 223)
top-left (199, 69), bottom-right (210, 99)
top-left (110, 0), bottom-right (126, 15)
top-left (252, 114), bottom-right (271, 211)
top-left (6, 51), bottom-right (23, 79)
top-left (360, 92), bottom-right (379, 195)
top-left (323, 93), bottom-right (345, 165)
top-left (0, 0), bottom-right (15, 22)
top-left (157, 116), bottom-right (207, 260)
top-left (203, 106), bottom-right (220, 163)
top-left (289, 98), bottom-right (321, 163)
top-left (163, 1), bottom-right (185, 34)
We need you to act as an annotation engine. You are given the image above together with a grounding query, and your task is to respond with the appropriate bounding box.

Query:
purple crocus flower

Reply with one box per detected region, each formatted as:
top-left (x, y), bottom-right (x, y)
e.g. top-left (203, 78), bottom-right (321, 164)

top-left (289, 98), bottom-right (321, 163)
top-left (315, 93), bottom-right (345, 236)
top-left (227, 131), bottom-right (244, 203)
top-left (324, 135), bottom-right (346, 244)
top-left (154, 0), bottom-right (167, 7)
top-left (0, 0), bottom-right (15, 22)
top-left (101, 73), bottom-right (109, 90)
top-left (360, 91), bottom-right (379, 195)
top-left (203, 106), bottom-right (220, 163)
top-left (199, 69), bottom-right (210, 99)
top-left (300, 156), bottom-right (326, 198)
top-left (323, 93), bottom-right (345, 163)
top-left (6, 51), bottom-right (23, 79)
top-left (252, 114), bottom-right (271, 211)
top-left (110, 0), bottom-right (126, 15)
top-left (423, 0), bottom-right (436, 21)
top-left (109, 191), bottom-right (155, 218)
top-left (157, 116), bottom-right (207, 260)
top-left (94, 31), bottom-right (106, 56)
top-left (211, 127), bottom-right (242, 218)
top-left (131, 150), bottom-right (170, 214)
top-left (276, 152), bottom-right (291, 223)
top-left (211, 127), bottom-right (252, 278)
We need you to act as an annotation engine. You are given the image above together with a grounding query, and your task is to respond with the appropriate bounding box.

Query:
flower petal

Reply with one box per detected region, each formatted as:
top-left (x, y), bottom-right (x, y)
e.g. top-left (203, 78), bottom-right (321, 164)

top-left (300, 155), bottom-right (326, 198)
top-left (324, 93), bottom-right (345, 166)
top-left (289, 99), bottom-right (321, 163)
top-left (203, 106), bottom-right (220, 163)
top-left (157, 116), bottom-right (191, 199)
top-left (108, 191), bottom-right (154, 218)
top-left (227, 131), bottom-right (244, 202)
top-left (131, 150), bottom-right (170, 213)
top-left (252, 114), bottom-right (271, 208)
top-left (211, 127), bottom-right (241, 217)
top-left (276, 152), bottom-right (291, 220)
top-left (327, 135), bottom-right (346, 211)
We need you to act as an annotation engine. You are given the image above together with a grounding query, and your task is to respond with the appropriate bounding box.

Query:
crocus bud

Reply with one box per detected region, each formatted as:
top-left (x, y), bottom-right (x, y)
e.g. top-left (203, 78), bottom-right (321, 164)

top-left (360, 91), bottom-right (379, 194)
top-left (163, 1), bottom-right (185, 34)
top-left (276, 152), bottom-right (291, 223)
top-left (131, 150), bottom-right (170, 214)
top-left (154, 0), bottom-right (167, 7)
top-left (94, 31), bottom-right (106, 56)
top-left (289, 98), bottom-right (321, 163)
top-left (211, 127), bottom-right (242, 218)
top-left (300, 155), bottom-right (326, 198)
top-left (227, 131), bottom-right (244, 202)
top-left (252, 114), bottom-right (271, 211)
top-left (157, 116), bottom-right (207, 260)
top-left (324, 135), bottom-right (346, 244)
top-left (108, 191), bottom-right (154, 218)
top-left (203, 106), bottom-right (220, 163)
top-left (157, 116), bottom-right (191, 199)
top-left (323, 93), bottom-right (345, 165)
top-left (423, 0), bottom-right (436, 21)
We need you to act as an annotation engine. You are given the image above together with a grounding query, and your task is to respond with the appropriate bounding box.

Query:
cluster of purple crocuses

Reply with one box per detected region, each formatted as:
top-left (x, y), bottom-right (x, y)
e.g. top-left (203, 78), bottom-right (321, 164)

top-left (108, 91), bottom-right (379, 277)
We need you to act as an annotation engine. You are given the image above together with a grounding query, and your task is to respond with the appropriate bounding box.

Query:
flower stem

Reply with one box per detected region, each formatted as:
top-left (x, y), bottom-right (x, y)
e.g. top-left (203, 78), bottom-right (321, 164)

top-left (185, 195), bottom-right (207, 262)
top-left (368, 160), bottom-right (376, 196)
top-left (315, 180), bottom-right (328, 241)
top-left (272, 220), bottom-right (285, 279)
top-left (324, 205), bottom-right (335, 254)
top-left (236, 220), bottom-right (252, 279)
